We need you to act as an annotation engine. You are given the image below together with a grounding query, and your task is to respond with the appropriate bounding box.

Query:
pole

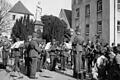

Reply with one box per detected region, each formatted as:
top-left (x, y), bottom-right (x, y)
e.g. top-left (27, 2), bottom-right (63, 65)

top-left (114, 0), bottom-right (116, 45)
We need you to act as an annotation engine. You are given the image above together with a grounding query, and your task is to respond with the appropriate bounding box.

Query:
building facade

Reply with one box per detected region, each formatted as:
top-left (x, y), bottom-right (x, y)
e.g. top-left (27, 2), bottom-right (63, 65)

top-left (72, 0), bottom-right (120, 45)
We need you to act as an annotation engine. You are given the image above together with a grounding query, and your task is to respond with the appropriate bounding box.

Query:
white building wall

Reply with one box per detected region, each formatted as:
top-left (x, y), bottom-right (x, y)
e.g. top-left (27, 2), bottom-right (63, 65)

top-left (109, 0), bottom-right (118, 46)
top-left (117, 11), bottom-right (120, 44)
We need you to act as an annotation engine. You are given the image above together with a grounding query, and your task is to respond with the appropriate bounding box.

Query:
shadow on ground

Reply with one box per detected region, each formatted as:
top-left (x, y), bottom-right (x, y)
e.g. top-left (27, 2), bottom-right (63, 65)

top-left (55, 69), bottom-right (74, 78)
top-left (0, 63), bottom-right (6, 69)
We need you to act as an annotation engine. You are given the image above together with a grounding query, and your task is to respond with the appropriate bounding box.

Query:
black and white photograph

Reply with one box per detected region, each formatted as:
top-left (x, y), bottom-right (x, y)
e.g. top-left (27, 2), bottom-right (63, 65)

top-left (0, 0), bottom-right (120, 80)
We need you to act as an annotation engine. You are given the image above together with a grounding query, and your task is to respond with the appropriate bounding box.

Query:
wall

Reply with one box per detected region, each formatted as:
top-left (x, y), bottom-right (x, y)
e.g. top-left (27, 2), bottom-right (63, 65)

top-left (117, 11), bottom-right (120, 44)
top-left (109, 0), bottom-right (117, 46)
top-left (102, 0), bottom-right (110, 44)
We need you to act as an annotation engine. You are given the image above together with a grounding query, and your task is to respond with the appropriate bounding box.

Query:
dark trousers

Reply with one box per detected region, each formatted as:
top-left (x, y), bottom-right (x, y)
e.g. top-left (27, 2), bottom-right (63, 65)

top-left (60, 55), bottom-right (66, 70)
top-left (43, 52), bottom-right (47, 67)
top-left (14, 56), bottom-right (20, 72)
top-left (37, 57), bottom-right (43, 71)
top-left (50, 55), bottom-right (57, 71)
top-left (73, 51), bottom-right (83, 79)
top-left (82, 55), bottom-right (85, 69)
top-left (25, 57), bottom-right (31, 76)
top-left (2, 58), bottom-right (8, 67)
top-left (88, 58), bottom-right (92, 73)
top-left (29, 58), bottom-right (38, 78)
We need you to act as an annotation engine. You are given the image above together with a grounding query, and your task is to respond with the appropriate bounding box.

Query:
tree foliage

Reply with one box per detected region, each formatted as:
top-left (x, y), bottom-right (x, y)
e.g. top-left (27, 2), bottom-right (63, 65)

top-left (0, 0), bottom-right (12, 32)
top-left (41, 15), bottom-right (71, 42)
top-left (11, 15), bottom-right (35, 42)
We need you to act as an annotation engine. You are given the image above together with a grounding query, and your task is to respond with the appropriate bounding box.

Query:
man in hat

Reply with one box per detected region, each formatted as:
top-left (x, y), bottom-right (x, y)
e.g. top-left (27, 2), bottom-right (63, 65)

top-left (2, 40), bottom-right (10, 68)
top-left (24, 35), bottom-right (32, 76)
top-left (13, 38), bottom-right (21, 72)
top-left (49, 39), bottom-right (58, 71)
top-left (28, 32), bottom-right (41, 79)
top-left (113, 44), bottom-right (120, 80)
top-left (73, 28), bottom-right (84, 79)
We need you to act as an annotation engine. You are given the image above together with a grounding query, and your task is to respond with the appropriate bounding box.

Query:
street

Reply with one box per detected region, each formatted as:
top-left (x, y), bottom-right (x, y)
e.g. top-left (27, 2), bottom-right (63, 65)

top-left (0, 69), bottom-right (76, 80)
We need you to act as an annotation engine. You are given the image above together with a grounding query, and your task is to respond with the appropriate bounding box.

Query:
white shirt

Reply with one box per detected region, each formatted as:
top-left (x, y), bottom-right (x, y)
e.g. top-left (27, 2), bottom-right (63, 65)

top-left (96, 55), bottom-right (107, 68)
top-left (11, 41), bottom-right (24, 49)
top-left (45, 42), bottom-right (51, 50)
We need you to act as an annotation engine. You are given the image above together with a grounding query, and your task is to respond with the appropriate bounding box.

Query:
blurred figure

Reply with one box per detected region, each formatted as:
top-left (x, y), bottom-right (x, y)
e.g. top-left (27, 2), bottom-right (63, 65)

top-left (60, 39), bottom-right (68, 71)
top-left (24, 35), bottom-right (32, 76)
top-left (28, 33), bottom-right (41, 79)
top-left (2, 40), bottom-right (10, 68)
top-left (49, 39), bottom-right (58, 71)
top-left (112, 44), bottom-right (120, 80)
top-left (42, 39), bottom-right (47, 69)
top-left (13, 38), bottom-right (21, 72)
top-left (73, 29), bottom-right (84, 79)
top-left (37, 38), bottom-right (43, 72)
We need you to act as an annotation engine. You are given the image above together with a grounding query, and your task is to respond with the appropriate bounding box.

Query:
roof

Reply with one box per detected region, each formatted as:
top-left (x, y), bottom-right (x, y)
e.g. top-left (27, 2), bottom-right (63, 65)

top-left (63, 9), bottom-right (72, 27)
top-left (9, 1), bottom-right (33, 15)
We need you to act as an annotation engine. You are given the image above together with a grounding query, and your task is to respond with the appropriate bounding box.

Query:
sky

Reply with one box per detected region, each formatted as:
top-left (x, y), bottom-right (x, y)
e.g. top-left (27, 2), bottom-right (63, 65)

top-left (9, 0), bottom-right (71, 17)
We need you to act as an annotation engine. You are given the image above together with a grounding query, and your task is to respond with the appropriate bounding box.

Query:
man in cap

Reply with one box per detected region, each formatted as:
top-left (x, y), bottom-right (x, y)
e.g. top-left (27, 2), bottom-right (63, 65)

top-left (2, 40), bottom-right (10, 68)
top-left (73, 28), bottom-right (84, 79)
top-left (28, 32), bottom-right (41, 79)
top-left (113, 44), bottom-right (120, 80)
top-left (24, 35), bottom-right (32, 76)
top-left (49, 39), bottom-right (58, 71)
top-left (13, 38), bottom-right (21, 72)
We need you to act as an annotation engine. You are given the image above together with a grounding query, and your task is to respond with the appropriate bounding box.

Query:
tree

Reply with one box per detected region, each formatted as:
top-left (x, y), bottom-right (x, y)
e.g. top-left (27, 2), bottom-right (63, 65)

top-left (0, 0), bottom-right (12, 32)
top-left (41, 15), bottom-right (71, 42)
top-left (11, 15), bottom-right (35, 42)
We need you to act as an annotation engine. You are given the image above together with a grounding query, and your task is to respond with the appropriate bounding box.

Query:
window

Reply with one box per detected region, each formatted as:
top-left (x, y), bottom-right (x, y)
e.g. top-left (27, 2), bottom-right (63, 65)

top-left (97, 12), bottom-right (102, 21)
top-left (74, 0), bottom-right (76, 4)
top-left (97, 21), bottom-right (102, 34)
top-left (117, 21), bottom-right (120, 32)
top-left (118, 0), bottom-right (120, 10)
top-left (78, 0), bottom-right (82, 4)
top-left (85, 24), bottom-right (90, 36)
top-left (76, 8), bottom-right (80, 18)
top-left (97, 0), bottom-right (102, 12)
top-left (118, 0), bottom-right (120, 3)
top-left (12, 15), bottom-right (16, 20)
top-left (85, 4), bottom-right (90, 17)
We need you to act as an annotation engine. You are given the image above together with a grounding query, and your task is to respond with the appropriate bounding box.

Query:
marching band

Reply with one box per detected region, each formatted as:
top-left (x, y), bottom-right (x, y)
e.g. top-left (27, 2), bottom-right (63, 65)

top-left (0, 31), bottom-right (120, 80)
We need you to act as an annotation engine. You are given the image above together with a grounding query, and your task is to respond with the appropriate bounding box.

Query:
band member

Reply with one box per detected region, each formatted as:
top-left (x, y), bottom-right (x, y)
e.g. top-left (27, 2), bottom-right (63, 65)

top-left (73, 29), bottom-right (84, 79)
top-left (49, 39), bottom-right (57, 71)
top-left (60, 38), bottom-right (69, 71)
top-left (28, 33), bottom-right (41, 79)
top-left (37, 38), bottom-right (43, 72)
top-left (112, 44), bottom-right (120, 80)
top-left (13, 38), bottom-right (21, 72)
top-left (41, 39), bottom-right (47, 69)
top-left (24, 35), bottom-right (32, 76)
top-left (2, 40), bottom-right (10, 68)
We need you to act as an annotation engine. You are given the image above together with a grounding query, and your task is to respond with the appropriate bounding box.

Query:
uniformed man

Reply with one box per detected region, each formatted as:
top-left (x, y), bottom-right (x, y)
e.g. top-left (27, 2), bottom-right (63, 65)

top-left (13, 38), bottom-right (21, 72)
top-left (24, 35), bottom-right (32, 76)
top-left (60, 38), bottom-right (69, 71)
top-left (113, 44), bottom-right (120, 80)
top-left (41, 39), bottom-right (47, 69)
top-left (73, 29), bottom-right (84, 79)
top-left (49, 39), bottom-right (57, 71)
top-left (37, 38), bottom-right (43, 72)
top-left (2, 40), bottom-right (10, 68)
top-left (28, 33), bottom-right (41, 79)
